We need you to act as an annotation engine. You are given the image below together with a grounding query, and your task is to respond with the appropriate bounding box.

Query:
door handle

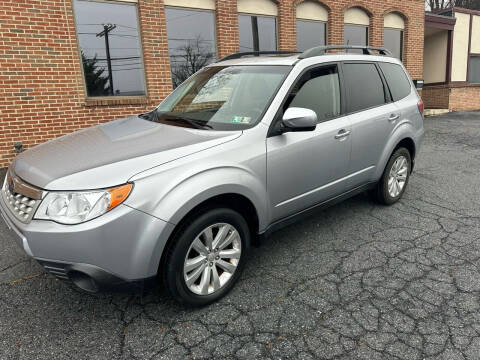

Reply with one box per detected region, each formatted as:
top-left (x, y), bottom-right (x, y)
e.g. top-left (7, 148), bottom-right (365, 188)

top-left (334, 129), bottom-right (351, 139)
top-left (388, 114), bottom-right (400, 122)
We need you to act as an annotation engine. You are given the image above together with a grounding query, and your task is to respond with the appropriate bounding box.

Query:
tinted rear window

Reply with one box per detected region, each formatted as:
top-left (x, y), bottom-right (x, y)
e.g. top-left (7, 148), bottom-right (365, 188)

top-left (379, 62), bottom-right (412, 101)
top-left (343, 63), bottom-right (386, 113)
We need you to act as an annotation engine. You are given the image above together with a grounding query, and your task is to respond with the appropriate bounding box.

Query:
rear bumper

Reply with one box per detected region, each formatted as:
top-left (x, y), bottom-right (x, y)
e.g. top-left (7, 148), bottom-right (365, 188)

top-left (0, 195), bottom-right (176, 288)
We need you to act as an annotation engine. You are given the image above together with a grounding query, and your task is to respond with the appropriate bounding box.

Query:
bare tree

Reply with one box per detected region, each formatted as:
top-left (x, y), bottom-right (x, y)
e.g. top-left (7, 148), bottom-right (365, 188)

top-left (454, 0), bottom-right (480, 9)
top-left (426, 0), bottom-right (480, 10)
top-left (170, 36), bottom-right (215, 88)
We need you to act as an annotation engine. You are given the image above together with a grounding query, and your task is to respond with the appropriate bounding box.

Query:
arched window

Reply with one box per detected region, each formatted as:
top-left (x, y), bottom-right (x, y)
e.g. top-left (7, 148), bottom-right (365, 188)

top-left (238, 0), bottom-right (278, 52)
top-left (296, 1), bottom-right (328, 51)
top-left (384, 12), bottom-right (405, 60)
top-left (164, 0), bottom-right (217, 87)
top-left (344, 7), bottom-right (369, 53)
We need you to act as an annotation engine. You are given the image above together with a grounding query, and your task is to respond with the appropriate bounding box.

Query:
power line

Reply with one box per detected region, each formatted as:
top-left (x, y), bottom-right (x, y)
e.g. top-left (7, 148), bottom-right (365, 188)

top-left (78, 23), bottom-right (138, 30)
top-left (78, 32), bottom-right (138, 38)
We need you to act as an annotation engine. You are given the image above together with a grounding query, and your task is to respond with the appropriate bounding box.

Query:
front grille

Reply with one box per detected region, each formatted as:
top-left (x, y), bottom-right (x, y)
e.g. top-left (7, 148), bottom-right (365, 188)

top-left (1, 172), bottom-right (41, 224)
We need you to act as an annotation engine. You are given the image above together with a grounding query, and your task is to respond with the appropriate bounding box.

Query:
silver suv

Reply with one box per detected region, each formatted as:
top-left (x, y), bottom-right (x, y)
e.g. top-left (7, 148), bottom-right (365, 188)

top-left (1, 46), bottom-right (424, 306)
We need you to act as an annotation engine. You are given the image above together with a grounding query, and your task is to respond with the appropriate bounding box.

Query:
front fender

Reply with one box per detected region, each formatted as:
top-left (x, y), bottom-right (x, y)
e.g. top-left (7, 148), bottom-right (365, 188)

top-left (125, 165), bottom-right (269, 230)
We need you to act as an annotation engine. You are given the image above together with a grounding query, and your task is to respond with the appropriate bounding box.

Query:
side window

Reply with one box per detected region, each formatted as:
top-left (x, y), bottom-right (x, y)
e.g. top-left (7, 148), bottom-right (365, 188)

top-left (285, 65), bottom-right (341, 123)
top-left (379, 62), bottom-right (412, 101)
top-left (342, 63), bottom-right (386, 113)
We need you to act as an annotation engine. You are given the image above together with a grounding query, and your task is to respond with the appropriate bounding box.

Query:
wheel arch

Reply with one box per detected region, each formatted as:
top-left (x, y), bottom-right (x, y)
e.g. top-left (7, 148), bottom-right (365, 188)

top-left (375, 131), bottom-right (417, 180)
top-left (394, 137), bottom-right (416, 164)
top-left (157, 192), bottom-right (260, 278)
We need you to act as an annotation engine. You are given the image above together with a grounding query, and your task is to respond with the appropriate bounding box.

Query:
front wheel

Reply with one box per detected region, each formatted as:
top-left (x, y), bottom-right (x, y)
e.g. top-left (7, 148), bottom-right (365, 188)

top-left (163, 208), bottom-right (249, 306)
top-left (372, 147), bottom-right (411, 205)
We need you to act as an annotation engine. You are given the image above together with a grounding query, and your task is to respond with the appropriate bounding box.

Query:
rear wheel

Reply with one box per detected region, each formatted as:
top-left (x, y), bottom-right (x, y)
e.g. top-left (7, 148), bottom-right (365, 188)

top-left (163, 208), bottom-right (249, 306)
top-left (372, 147), bottom-right (411, 205)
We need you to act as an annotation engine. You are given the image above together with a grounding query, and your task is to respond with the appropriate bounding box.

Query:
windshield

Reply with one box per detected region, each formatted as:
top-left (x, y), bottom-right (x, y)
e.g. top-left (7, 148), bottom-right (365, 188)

top-left (150, 65), bottom-right (291, 130)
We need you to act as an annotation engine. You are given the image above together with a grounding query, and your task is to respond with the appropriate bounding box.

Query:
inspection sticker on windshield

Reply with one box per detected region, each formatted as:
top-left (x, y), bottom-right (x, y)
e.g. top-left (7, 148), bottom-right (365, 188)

top-left (232, 116), bottom-right (251, 124)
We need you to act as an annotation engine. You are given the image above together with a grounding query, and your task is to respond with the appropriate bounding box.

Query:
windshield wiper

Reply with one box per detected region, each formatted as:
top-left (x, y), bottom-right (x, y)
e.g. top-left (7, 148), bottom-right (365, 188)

top-left (169, 117), bottom-right (213, 130)
top-left (138, 109), bottom-right (159, 121)
top-left (141, 110), bottom-right (212, 130)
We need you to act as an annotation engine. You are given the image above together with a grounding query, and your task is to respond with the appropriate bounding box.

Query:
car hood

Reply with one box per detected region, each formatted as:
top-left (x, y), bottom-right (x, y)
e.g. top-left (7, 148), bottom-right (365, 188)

top-left (13, 116), bottom-right (241, 190)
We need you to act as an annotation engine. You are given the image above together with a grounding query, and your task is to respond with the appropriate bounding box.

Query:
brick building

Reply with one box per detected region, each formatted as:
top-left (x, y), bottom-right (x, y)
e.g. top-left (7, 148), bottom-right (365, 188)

top-left (0, 0), bottom-right (425, 168)
top-left (422, 7), bottom-right (480, 111)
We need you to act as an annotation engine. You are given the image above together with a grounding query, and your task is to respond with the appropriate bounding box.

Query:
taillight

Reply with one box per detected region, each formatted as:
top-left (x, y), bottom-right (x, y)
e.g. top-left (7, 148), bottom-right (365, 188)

top-left (417, 100), bottom-right (424, 116)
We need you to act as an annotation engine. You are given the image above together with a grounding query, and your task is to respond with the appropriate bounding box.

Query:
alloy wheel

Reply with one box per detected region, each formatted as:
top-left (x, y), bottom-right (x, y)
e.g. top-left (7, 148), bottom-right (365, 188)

top-left (387, 155), bottom-right (408, 198)
top-left (183, 223), bottom-right (242, 295)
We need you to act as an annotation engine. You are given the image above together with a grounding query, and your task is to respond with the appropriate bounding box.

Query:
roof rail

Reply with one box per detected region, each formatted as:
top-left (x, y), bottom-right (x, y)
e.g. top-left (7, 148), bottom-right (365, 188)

top-left (219, 51), bottom-right (300, 62)
top-left (299, 45), bottom-right (392, 59)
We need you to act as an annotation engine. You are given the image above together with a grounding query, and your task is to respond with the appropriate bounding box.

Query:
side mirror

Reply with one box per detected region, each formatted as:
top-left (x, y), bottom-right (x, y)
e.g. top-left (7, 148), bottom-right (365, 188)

top-left (281, 107), bottom-right (317, 133)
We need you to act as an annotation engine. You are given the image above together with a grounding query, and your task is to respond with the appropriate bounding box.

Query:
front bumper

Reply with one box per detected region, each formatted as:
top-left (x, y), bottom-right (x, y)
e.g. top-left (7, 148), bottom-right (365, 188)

top-left (0, 196), bottom-right (175, 291)
top-left (36, 259), bottom-right (157, 293)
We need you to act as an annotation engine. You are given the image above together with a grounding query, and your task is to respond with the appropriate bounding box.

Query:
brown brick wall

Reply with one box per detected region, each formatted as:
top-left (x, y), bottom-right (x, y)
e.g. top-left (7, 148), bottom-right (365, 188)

top-left (422, 85), bottom-right (450, 109)
top-left (0, 0), bottom-right (425, 168)
top-left (422, 84), bottom-right (480, 111)
top-left (449, 86), bottom-right (480, 111)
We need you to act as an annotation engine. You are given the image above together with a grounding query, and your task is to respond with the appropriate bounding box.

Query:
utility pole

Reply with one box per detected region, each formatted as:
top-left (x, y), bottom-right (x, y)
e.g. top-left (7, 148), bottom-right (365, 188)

top-left (96, 23), bottom-right (116, 95)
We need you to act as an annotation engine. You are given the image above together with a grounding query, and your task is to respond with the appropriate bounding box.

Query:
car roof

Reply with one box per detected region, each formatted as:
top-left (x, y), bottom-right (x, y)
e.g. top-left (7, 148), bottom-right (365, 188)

top-left (212, 53), bottom-right (403, 67)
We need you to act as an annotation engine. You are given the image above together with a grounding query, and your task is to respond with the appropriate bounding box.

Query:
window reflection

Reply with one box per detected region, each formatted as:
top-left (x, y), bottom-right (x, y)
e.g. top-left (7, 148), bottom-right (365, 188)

top-left (384, 28), bottom-right (403, 60)
top-left (165, 8), bottom-right (217, 88)
top-left (344, 24), bottom-right (368, 53)
top-left (469, 56), bottom-right (480, 83)
top-left (296, 20), bottom-right (326, 51)
top-left (238, 15), bottom-right (277, 52)
top-left (74, 0), bottom-right (146, 97)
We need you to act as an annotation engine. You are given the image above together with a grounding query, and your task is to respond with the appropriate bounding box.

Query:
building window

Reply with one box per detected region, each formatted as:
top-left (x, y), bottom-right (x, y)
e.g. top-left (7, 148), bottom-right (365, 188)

top-left (344, 7), bottom-right (370, 53)
top-left (344, 25), bottom-right (368, 50)
top-left (73, 0), bottom-right (146, 97)
top-left (165, 7), bottom-right (217, 88)
top-left (469, 56), bottom-right (480, 83)
top-left (297, 20), bottom-right (326, 51)
top-left (296, 1), bottom-right (328, 51)
top-left (384, 13), bottom-right (405, 60)
top-left (384, 29), bottom-right (404, 60)
top-left (237, 0), bottom-right (278, 52)
top-left (238, 15), bottom-right (277, 52)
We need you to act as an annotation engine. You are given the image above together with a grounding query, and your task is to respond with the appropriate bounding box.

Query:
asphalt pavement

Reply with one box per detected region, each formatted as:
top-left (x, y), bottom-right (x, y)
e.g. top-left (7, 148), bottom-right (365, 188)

top-left (1, 112), bottom-right (480, 359)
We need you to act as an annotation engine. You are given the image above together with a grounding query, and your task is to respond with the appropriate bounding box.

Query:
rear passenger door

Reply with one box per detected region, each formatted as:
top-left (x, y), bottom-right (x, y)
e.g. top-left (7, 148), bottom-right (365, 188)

top-left (341, 61), bottom-right (399, 187)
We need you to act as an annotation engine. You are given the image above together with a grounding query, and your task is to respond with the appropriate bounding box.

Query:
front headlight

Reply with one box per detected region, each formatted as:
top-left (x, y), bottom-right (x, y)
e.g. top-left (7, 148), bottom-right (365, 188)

top-left (34, 183), bottom-right (133, 224)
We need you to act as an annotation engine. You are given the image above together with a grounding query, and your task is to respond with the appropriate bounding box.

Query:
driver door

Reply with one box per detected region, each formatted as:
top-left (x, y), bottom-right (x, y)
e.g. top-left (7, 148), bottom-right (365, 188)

top-left (266, 63), bottom-right (352, 221)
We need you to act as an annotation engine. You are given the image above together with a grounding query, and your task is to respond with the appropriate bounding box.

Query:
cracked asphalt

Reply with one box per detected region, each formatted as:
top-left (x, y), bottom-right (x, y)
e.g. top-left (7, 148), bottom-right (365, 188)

top-left (1, 111), bottom-right (480, 360)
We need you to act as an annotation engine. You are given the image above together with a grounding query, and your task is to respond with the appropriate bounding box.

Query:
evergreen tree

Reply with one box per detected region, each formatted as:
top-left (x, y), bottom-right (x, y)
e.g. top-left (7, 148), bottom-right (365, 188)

top-left (81, 52), bottom-right (109, 96)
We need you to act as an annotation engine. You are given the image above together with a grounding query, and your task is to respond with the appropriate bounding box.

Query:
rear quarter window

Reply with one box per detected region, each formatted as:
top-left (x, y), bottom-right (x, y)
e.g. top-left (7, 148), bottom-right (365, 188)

top-left (378, 62), bottom-right (412, 101)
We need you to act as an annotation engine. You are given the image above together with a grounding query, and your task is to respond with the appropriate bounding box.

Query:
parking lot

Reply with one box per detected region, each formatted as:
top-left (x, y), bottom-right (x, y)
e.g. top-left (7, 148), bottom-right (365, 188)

top-left (1, 112), bottom-right (480, 360)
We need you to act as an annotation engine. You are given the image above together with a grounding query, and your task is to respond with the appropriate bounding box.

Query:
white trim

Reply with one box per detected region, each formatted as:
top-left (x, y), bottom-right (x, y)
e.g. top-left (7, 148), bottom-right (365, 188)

top-left (237, 0), bottom-right (278, 16)
top-left (471, 15), bottom-right (480, 54)
top-left (451, 12), bottom-right (470, 81)
top-left (344, 7), bottom-right (369, 26)
top-left (163, 0), bottom-right (215, 10)
top-left (384, 13), bottom-right (405, 29)
top-left (296, 1), bottom-right (328, 21)
top-left (84, 0), bottom-right (139, 3)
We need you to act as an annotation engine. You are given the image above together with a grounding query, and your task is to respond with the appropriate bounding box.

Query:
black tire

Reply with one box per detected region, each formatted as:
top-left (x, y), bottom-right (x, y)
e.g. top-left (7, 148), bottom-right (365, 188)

top-left (372, 147), bottom-right (411, 205)
top-left (163, 208), bottom-right (250, 307)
